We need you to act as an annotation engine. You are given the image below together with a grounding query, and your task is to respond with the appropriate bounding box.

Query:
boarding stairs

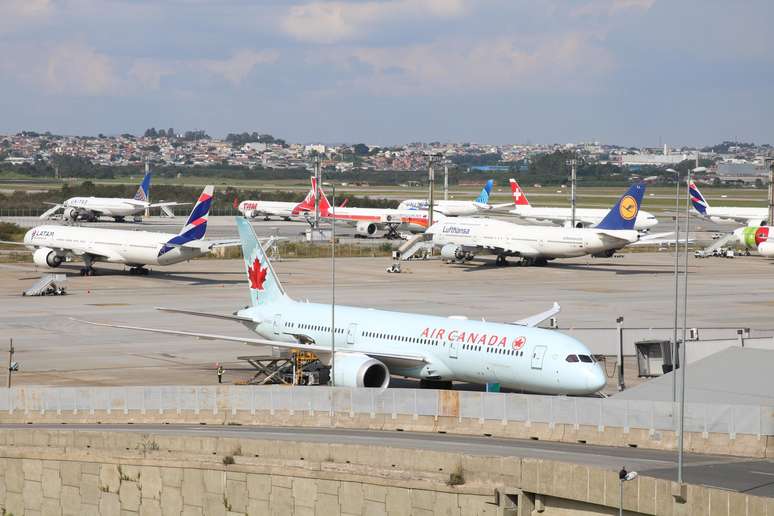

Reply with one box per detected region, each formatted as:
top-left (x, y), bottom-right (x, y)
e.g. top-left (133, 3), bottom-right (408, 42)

top-left (397, 233), bottom-right (434, 261)
top-left (701, 233), bottom-right (738, 255)
top-left (23, 274), bottom-right (67, 296)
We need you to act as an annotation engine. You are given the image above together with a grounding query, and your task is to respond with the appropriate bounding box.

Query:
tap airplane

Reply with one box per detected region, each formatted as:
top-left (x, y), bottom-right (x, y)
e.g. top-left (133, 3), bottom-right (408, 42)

top-left (3, 186), bottom-right (238, 276)
top-left (294, 179), bottom-right (447, 238)
top-left (428, 182), bottom-right (651, 266)
top-left (397, 180), bottom-right (513, 216)
top-left (507, 179), bottom-right (658, 231)
top-left (690, 182), bottom-right (769, 226)
top-left (732, 226), bottom-right (774, 256)
top-left (78, 216), bottom-right (607, 395)
top-left (40, 170), bottom-right (185, 222)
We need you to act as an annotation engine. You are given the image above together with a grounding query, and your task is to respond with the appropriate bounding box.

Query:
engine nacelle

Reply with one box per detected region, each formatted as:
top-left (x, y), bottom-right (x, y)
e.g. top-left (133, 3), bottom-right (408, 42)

top-left (440, 243), bottom-right (468, 261)
top-left (63, 207), bottom-right (79, 221)
top-left (332, 352), bottom-right (390, 388)
top-left (758, 241), bottom-right (774, 257)
top-left (33, 247), bottom-right (63, 268)
top-left (355, 221), bottom-right (377, 237)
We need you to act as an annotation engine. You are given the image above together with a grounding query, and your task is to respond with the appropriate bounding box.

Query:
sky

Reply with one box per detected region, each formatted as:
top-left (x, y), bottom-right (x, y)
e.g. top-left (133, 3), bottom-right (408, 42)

top-left (0, 0), bottom-right (772, 146)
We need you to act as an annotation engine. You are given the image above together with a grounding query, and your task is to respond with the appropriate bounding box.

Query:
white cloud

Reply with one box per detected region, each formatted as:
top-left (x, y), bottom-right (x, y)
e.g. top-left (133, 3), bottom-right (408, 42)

top-left (197, 49), bottom-right (279, 85)
top-left (281, 0), bottom-right (467, 44)
top-left (45, 43), bottom-right (117, 95)
top-left (327, 33), bottom-right (614, 95)
top-left (570, 0), bottom-right (655, 17)
top-left (0, 0), bottom-right (53, 31)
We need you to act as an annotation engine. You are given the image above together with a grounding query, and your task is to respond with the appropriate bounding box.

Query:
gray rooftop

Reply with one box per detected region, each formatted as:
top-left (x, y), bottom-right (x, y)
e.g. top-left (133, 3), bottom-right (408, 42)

top-left (614, 347), bottom-right (774, 406)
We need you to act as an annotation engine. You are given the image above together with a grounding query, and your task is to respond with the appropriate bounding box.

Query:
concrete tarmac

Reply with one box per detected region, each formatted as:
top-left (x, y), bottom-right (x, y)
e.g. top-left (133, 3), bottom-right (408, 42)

top-left (4, 423), bottom-right (773, 497)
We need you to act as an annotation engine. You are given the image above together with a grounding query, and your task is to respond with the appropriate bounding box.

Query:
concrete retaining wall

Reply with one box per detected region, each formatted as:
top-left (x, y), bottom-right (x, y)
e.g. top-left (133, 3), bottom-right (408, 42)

top-left (0, 428), bottom-right (772, 515)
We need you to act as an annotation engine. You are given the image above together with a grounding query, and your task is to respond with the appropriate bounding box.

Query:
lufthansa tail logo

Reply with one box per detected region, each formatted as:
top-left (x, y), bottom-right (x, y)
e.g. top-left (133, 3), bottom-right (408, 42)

top-left (619, 195), bottom-right (638, 220)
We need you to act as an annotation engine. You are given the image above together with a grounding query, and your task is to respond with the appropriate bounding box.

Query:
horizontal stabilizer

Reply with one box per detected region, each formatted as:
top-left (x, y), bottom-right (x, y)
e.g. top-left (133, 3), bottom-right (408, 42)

top-left (40, 204), bottom-right (63, 219)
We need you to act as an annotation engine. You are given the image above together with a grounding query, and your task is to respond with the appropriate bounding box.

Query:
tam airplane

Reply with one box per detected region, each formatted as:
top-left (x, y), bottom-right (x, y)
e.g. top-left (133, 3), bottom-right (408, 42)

top-left (294, 178), bottom-right (447, 238)
top-left (80, 217), bottom-right (607, 395)
top-left (40, 170), bottom-right (185, 222)
top-left (690, 182), bottom-right (769, 226)
top-left (236, 186), bottom-right (348, 221)
top-left (428, 182), bottom-right (653, 266)
top-left (398, 180), bottom-right (513, 216)
top-left (3, 186), bottom-right (238, 276)
top-left (507, 179), bottom-right (658, 231)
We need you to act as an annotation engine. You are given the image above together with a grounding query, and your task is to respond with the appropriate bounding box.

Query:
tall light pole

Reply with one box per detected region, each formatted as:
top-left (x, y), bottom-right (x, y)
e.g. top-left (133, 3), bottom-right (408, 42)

top-left (7, 339), bottom-right (14, 389)
top-left (329, 183), bottom-right (336, 386)
top-left (567, 159), bottom-right (577, 227)
top-left (618, 468), bottom-right (638, 516)
top-left (666, 168), bottom-right (680, 402)
top-left (443, 164), bottom-right (449, 201)
top-left (428, 156), bottom-right (437, 228)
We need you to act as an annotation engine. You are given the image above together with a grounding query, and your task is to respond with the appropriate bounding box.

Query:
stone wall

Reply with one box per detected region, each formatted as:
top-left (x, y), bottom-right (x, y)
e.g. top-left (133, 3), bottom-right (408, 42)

top-left (0, 429), bottom-right (772, 515)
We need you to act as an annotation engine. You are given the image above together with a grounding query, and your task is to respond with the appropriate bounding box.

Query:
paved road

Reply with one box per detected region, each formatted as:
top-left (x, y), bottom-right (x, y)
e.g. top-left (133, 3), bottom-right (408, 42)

top-left (4, 424), bottom-right (773, 497)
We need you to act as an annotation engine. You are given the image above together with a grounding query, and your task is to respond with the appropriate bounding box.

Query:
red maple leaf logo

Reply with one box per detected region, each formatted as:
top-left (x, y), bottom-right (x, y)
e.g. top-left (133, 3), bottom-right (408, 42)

top-left (512, 336), bottom-right (527, 350)
top-left (247, 258), bottom-right (268, 290)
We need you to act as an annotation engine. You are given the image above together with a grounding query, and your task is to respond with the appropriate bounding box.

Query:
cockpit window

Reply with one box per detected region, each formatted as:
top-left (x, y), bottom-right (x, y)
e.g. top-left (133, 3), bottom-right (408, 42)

top-left (579, 355), bottom-right (593, 363)
top-left (565, 354), bottom-right (579, 362)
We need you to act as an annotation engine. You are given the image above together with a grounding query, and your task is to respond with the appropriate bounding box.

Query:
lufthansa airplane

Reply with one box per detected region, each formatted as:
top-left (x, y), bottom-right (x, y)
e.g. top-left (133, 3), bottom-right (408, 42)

top-left (80, 217), bottom-right (607, 395)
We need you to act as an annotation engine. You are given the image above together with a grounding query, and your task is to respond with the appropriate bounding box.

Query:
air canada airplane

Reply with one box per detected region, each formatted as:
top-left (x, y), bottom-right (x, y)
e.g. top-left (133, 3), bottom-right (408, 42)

top-left (398, 179), bottom-right (513, 216)
top-left (40, 170), bottom-right (185, 222)
top-left (507, 179), bottom-right (658, 231)
top-left (79, 217), bottom-right (607, 395)
top-left (3, 186), bottom-right (237, 276)
top-left (690, 182), bottom-right (769, 226)
top-left (428, 182), bottom-right (654, 266)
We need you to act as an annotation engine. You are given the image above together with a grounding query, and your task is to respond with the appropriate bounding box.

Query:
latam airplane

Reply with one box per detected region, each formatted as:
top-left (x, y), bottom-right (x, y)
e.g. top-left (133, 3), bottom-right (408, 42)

top-left (294, 179), bottom-right (447, 238)
top-left (3, 186), bottom-right (237, 276)
top-left (40, 170), bottom-right (184, 222)
top-left (507, 179), bottom-right (658, 231)
top-left (690, 182), bottom-right (769, 226)
top-left (428, 182), bottom-right (649, 266)
top-left (398, 180), bottom-right (512, 216)
top-left (80, 217), bottom-right (607, 395)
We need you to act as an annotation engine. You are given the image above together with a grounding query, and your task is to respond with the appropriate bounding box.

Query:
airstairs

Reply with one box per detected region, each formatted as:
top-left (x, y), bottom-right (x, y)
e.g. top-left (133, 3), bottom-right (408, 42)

top-left (387, 234), bottom-right (434, 273)
top-left (23, 274), bottom-right (67, 296)
top-left (701, 233), bottom-right (739, 255)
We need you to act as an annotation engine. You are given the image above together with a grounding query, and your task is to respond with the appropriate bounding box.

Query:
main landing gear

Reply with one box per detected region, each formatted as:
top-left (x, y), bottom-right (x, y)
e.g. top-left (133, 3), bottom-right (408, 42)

top-left (79, 267), bottom-right (96, 276)
top-left (129, 266), bottom-right (150, 276)
top-left (384, 224), bottom-right (401, 240)
top-left (495, 255), bottom-right (508, 267)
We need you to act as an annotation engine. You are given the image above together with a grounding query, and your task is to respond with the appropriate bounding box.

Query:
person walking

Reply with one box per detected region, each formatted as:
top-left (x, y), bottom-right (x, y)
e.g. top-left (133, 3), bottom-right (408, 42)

top-left (216, 364), bottom-right (224, 384)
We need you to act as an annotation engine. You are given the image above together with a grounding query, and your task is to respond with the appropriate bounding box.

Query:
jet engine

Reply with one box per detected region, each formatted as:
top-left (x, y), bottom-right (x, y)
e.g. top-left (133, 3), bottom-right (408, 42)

top-left (33, 247), bottom-right (63, 268)
top-left (332, 352), bottom-right (390, 388)
top-left (355, 221), bottom-right (377, 237)
top-left (440, 243), bottom-right (472, 262)
top-left (758, 241), bottom-right (774, 257)
top-left (63, 207), bottom-right (79, 221)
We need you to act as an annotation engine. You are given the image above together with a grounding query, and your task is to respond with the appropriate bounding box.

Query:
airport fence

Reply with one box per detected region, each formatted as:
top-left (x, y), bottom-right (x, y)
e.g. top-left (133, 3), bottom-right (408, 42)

top-left (0, 385), bottom-right (771, 439)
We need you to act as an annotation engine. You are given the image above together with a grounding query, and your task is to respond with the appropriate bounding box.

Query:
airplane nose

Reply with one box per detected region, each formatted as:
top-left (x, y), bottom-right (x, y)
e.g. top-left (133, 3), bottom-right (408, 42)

top-left (586, 366), bottom-right (606, 392)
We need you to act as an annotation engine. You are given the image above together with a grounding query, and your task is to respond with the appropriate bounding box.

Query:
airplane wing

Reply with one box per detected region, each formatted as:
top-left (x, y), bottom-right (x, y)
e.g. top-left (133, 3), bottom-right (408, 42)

top-left (40, 204), bottom-right (63, 219)
top-left (510, 302), bottom-right (560, 327)
top-left (0, 240), bottom-right (26, 246)
top-left (474, 201), bottom-right (514, 212)
top-left (629, 232), bottom-right (695, 246)
top-left (148, 202), bottom-right (191, 208)
top-left (474, 241), bottom-right (540, 258)
top-left (156, 307), bottom-right (256, 323)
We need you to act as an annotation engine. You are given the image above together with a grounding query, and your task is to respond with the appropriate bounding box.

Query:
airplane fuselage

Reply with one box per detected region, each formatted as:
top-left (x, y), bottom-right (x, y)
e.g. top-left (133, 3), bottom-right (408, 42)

top-left (238, 200), bottom-right (297, 220)
top-left (509, 206), bottom-right (658, 230)
top-left (700, 207), bottom-right (769, 226)
top-left (399, 199), bottom-right (480, 217)
top-left (327, 206), bottom-right (447, 233)
top-left (63, 197), bottom-right (149, 218)
top-left (238, 298), bottom-right (606, 395)
top-left (24, 225), bottom-right (205, 267)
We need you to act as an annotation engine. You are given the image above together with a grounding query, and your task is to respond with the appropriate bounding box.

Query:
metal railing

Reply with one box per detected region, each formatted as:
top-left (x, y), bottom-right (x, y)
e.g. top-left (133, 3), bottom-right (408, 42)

top-left (0, 385), bottom-right (770, 439)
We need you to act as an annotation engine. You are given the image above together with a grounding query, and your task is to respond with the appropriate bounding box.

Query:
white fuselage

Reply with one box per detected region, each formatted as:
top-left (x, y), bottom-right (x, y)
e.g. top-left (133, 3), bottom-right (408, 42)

top-left (429, 218), bottom-right (639, 259)
top-left (509, 206), bottom-right (658, 230)
top-left (238, 200), bottom-right (297, 220)
top-left (24, 225), bottom-right (204, 267)
top-left (239, 298), bottom-right (606, 395)
top-left (398, 199), bottom-right (480, 217)
top-left (700, 206), bottom-right (769, 226)
top-left (63, 197), bottom-right (149, 218)
top-left (328, 206), bottom-right (447, 233)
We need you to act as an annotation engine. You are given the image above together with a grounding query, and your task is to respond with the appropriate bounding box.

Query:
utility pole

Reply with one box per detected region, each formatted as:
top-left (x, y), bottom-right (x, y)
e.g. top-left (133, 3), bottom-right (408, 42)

top-left (428, 155), bottom-right (437, 228)
top-left (144, 161), bottom-right (150, 218)
top-left (330, 184), bottom-right (336, 387)
top-left (567, 159), bottom-right (577, 227)
top-left (7, 339), bottom-right (14, 388)
top-left (767, 159), bottom-right (774, 226)
top-left (314, 156), bottom-right (321, 232)
top-left (616, 316), bottom-right (625, 391)
top-left (443, 164), bottom-right (449, 201)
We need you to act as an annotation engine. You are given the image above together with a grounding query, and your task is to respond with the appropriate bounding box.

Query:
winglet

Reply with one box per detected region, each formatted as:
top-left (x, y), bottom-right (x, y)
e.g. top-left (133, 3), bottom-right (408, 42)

top-left (511, 302), bottom-right (560, 327)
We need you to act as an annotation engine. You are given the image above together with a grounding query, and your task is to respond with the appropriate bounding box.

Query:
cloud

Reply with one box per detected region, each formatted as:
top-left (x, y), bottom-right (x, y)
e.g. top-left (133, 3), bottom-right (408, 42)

top-left (197, 49), bottom-right (279, 85)
top-left (0, 0), bottom-right (53, 31)
top-left (45, 43), bottom-right (117, 95)
top-left (325, 32), bottom-right (614, 95)
top-left (570, 0), bottom-right (655, 17)
top-left (281, 0), bottom-right (467, 44)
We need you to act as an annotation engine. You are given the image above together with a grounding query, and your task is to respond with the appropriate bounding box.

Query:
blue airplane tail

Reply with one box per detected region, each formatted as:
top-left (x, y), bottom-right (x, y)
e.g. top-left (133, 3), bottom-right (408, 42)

top-left (158, 185), bottom-right (213, 256)
top-left (236, 216), bottom-right (287, 306)
top-left (474, 179), bottom-right (494, 204)
top-left (134, 171), bottom-right (152, 201)
top-left (596, 182), bottom-right (646, 230)
top-left (688, 182), bottom-right (709, 215)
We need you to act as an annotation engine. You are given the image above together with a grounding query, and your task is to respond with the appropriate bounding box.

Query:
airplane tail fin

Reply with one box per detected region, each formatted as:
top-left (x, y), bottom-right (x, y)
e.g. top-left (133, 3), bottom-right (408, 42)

top-left (595, 182), bottom-right (646, 230)
top-left (158, 185), bottom-right (213, 256)
top-left (509, 179), bottom-right (531, 206)
top-left (236, 216), bottom-right (288, 306)
top-left (688, 182), bottom-right (709, 215)
top-left (134, 171), bottom-right (152, 201)
top-left (474, 179), bottom-right (494, 204)
top-left (293, 177), bottom-right (332, 216)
